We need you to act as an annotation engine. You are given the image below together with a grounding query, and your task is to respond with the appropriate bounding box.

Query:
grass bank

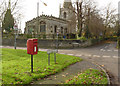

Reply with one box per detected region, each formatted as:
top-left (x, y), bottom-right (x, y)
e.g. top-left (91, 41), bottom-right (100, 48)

top-left (65, 68), bottom-right (108, 85)
top-left (2, 48), bottom-right (82, 84)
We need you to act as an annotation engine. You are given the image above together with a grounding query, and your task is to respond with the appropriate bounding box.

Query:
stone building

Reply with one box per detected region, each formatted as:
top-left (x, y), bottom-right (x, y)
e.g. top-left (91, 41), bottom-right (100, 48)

top-left (24, 0), bottom-right (76, 38)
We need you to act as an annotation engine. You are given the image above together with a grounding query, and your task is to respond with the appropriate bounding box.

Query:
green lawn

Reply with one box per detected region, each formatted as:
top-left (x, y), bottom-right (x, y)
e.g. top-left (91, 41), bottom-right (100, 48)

top-left (65, 68), bottom-right (108, 85)
top-left (2, 48), bottom-right (82, 84)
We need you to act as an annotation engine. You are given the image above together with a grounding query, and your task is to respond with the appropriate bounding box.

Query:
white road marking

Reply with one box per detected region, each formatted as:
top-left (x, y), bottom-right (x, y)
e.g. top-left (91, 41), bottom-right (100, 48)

top-left (75, 54), bottom-right (82, 57)
top-left (103, 56), bottom-right (111, 58)
top-left (113, 56), bottom-right (118, 58)
top-left (59, 53), bottom-right (65, 54)
top-left (93, 55), bottom-right (100, 57)
top-left (100, 49), bottom-right (118, 52)
top-left (100, 49), bottom-right (106, 51)
top-left (84, 54), bottom-right (92, 57)
top-left (107, 50), bottom-right (112, 51)
top-left (67, 54), bottom-right (74, 56)
top-left (114, 50), bottom-right (118, 52)
top-left (102, 50), bottom-right (106, 51)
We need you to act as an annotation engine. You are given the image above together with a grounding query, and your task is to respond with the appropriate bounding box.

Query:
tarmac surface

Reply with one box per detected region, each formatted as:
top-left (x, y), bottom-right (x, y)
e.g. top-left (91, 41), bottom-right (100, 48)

top-left (58, 41), bottom-right (119, 85)
top-left (2, 41), bottom-right (119, 85)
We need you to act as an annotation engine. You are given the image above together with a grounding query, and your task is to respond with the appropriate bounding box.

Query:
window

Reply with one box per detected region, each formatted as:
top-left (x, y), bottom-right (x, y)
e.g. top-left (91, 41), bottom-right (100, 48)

top-left (61, 27), bottom-right (63, 33)
top-left (65, 28), bottom-right (67, 33)
top-left (40, 25), bottom-right (46, 32)
top-left (54, 25), bottom-right (57, 33)
top-left (40, 21), bottom-right (46, 32)
top-left (64, 12), bottom-right (67, 18)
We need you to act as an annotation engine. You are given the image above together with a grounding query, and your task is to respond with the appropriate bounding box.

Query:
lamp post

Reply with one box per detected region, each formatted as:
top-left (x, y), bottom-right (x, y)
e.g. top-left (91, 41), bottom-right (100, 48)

top-left (37, 0), bottom-right (47, 38)
top-left (56, 27), bottom-right (60, 52)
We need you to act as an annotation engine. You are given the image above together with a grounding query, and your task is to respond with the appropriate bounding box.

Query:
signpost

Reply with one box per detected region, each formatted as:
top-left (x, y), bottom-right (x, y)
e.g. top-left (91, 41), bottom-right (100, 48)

top-left (47, 49), bottom-right (57, 65)
top-left (13, 24), bottom-right (18, 49)
top-left (56, 28), bottom-right (60, 52)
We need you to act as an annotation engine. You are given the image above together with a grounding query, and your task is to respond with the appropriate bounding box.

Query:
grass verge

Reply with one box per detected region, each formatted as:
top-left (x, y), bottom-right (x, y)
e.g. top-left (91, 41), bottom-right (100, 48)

top-left (2, 48), bottom-right (82, 84)
top-left (65, 68), bottom-right (108, 85)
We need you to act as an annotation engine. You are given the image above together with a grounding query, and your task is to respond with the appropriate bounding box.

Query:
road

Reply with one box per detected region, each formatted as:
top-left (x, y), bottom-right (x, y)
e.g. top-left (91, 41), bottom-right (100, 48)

top-left (58, 41), bottom-right (119, 84)
top-left (2, 41), bottom-right (119, 84)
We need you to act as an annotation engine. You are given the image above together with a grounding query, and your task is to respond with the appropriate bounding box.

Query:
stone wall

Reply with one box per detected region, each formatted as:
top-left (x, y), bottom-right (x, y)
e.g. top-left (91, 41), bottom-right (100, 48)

top-left (2, 38), bottom-right (88, 49)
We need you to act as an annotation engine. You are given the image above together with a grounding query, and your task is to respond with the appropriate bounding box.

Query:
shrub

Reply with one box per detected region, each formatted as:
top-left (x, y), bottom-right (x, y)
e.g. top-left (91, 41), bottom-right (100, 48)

top-left (52, 34), bottom-right (55, 39)
top-left (78, 36), bottom-right (87, 42)
top-left (67, 33), bottom-right (76, 39)
top-left (99, 37), bottom-right (103, 41)
top-left (117, 37), bottom-right (120, 48)
top-left (90, 38), bottom-right (99, 45)
top-left (38, 34), bottom-right (41, 39)
top-left (58, 35), bottom-right (62, 40)
top-left (43, 34), bottom-right (46, 39)
top-left (27, 34), bottom-right (32, 38)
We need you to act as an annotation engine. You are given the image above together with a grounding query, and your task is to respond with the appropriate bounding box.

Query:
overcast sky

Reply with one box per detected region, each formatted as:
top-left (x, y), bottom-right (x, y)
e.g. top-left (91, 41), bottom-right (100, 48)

top-left (2, 0), bottom-right (120, 33)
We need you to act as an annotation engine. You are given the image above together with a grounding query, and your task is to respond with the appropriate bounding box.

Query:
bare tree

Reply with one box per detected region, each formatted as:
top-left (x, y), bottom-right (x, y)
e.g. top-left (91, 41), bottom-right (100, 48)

top-left (102, 3), bottom-right (117, 37)
top-left (82, 0), bottom-right (101, 38)
top-left (88, 12), bottom-right (105, 38)
top-left (73, 0), bottom-right (98, 38)
top-left (71, 0), bottom-right (117, 38)
top-left (0, 0), bottom-right (23, 27)
top-left (0, 0), bottom-right (7, 26)
top-left (76, 0), bottom-right (83, 37)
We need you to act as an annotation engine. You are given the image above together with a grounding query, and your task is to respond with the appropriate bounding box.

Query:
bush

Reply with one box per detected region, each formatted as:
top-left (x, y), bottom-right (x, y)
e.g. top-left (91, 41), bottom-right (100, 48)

top-left (67, 34), bottom-right (76, 39)
top-left (19, 34), bottom-right (24, 37)
top-left (99, 37), bottom-right (104, 41)
top-left (78, 36), bottom-right (87, 42)
top-left (3, 33), bottom-right (14, 38)
top-left (27, 34), bottom-right (32, 38)
top-left (38, 34), bottom-right (41, 39)
top-left (117, 37), bottom-right (120, 48)
top-left (58, 35), bottom-right (62, 40)
top-left (109, 36), bottom-right (117, 41)
top-left (104, 36), bottom-right (117, 41)
top-left (90, 38), bottom-right (100, 45)
top-left (43, 34), bottom-right (46, 39)
top-left (52, 34), bottom-right (55, 39)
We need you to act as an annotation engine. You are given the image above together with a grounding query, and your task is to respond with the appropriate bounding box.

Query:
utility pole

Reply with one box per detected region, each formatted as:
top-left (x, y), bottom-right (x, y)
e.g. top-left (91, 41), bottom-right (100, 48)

top-left (36, 0), bottom-right (47, 38)
top-left (37, 2), bottom-right (39, 38)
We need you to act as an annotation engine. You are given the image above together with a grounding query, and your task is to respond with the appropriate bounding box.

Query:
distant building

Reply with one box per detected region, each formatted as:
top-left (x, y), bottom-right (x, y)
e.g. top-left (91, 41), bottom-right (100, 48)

top-left (17, 29), bottom-right (22, 34)
top-left (24, 0), bottom-right (76, 37)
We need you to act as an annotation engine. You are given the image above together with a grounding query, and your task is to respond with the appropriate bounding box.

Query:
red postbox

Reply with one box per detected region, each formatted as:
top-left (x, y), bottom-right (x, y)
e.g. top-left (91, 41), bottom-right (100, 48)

top-left (27, 39), bottom-right (38, 55)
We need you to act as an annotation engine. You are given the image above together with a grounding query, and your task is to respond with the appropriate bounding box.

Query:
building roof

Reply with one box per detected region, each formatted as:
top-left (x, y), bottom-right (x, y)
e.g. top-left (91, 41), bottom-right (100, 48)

top-left (26, 14), bottom-right (69, 24)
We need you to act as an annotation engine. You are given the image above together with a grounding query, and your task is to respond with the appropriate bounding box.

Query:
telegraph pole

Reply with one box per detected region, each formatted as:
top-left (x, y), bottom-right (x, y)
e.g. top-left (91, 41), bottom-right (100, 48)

top-left (37, 2), bottom-right (39, 38)
top-left (36, 0), bottom-right (47, 38)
